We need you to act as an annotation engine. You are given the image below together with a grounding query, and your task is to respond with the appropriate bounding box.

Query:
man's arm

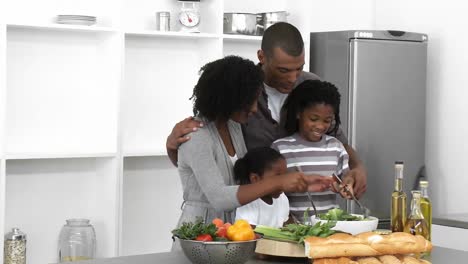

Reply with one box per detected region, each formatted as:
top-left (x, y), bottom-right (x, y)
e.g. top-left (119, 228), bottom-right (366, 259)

top-left (166, 117), bottom-right (203, 166)
top-left (343, 144), bottom-right (367, 199)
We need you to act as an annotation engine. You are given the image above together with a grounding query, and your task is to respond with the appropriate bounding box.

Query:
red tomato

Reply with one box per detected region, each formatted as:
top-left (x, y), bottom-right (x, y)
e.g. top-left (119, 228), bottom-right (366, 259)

top-left (222, 222), bottom-right (232, 229)
top-left (216, 226), bottom-right (228, 238)
top-left (195, 234), bottom-right (213, 242)
top-left (212, 218), bottom-right (224, 228)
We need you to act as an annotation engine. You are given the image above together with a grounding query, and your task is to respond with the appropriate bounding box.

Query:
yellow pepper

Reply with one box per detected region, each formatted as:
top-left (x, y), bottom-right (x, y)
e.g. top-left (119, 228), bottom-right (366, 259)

top-left (227, 219), bottom-right (255, 241)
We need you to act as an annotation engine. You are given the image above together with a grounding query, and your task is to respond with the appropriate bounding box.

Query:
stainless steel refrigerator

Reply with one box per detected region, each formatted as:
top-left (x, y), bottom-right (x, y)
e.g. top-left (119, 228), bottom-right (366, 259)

top-left (309, 30), bottom-right (427, 228)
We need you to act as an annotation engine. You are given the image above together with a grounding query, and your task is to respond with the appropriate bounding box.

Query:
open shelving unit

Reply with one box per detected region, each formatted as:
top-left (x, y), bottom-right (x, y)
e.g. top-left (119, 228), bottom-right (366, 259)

top-left (0, 0), bottom-right (373, 262)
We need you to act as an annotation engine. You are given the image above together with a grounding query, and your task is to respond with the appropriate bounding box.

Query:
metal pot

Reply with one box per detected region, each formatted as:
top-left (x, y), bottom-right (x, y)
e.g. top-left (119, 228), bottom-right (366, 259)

top-left (256, 11), bottom-right (289, 35)
top-left (223, 13), bottom-right (258, 35)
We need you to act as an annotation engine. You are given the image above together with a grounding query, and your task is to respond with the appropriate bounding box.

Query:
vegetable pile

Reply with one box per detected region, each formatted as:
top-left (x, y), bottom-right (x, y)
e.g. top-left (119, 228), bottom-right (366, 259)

top-left (172, 217), bottom-right (255, 242)
top-left (254, 221), bottom-right (336, 244)
top-left (317, 208), bottom-right (366, 221)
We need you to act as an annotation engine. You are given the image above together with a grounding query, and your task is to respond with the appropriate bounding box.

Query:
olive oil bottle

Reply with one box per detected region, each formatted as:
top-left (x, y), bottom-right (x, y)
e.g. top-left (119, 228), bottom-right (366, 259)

top-left (391, 161), bottom-right (407, 232)
top-left (404, 190), bottom-right (429, 240)
top-left (419, 180), bottom-right (432, 240)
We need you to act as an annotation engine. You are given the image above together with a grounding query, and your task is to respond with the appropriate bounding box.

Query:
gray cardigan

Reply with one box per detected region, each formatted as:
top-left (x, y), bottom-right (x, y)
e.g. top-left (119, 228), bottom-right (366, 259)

top-left (176, 118), bottom-right (247, 226)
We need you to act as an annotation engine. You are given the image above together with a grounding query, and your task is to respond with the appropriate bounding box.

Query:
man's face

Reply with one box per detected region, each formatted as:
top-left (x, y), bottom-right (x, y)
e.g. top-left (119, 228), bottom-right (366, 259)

top-left (258, 47), bottom-right (305, 94)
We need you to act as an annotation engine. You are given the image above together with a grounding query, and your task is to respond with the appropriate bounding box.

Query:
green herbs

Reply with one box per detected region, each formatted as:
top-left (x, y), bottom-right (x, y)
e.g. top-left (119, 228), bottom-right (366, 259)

top-left (254, 221), bottom-right (337, 244)
top-left (317, 208), bottom-right (364, 221)
top-left (171, 218), bottom-right (217, 240)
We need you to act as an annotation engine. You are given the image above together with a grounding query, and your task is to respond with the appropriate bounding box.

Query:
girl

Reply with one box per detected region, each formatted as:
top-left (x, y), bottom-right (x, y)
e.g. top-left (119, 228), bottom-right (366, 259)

top-left (234, 147), bottom-right (290, 228)
top-left (272, 80), bottom-right (354, 222)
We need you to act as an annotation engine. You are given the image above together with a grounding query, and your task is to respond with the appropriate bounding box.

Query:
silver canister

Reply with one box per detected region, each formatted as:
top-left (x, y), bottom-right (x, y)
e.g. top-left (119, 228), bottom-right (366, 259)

top-left (4, 228), bottom-right (27, 264)
top-left (156, 11), bottom-right (170, 31)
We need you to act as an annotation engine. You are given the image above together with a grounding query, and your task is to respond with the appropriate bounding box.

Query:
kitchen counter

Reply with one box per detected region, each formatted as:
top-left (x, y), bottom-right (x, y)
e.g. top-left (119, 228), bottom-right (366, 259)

top-left (60, 246), bottom-right (467, 264)
top-left (433, 213), bottom-right (468, 229)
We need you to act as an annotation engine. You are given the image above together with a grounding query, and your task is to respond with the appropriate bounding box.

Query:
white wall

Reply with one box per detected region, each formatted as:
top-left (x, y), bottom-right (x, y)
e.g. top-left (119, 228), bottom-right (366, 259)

top-left (375, 0), bottom-right (468, 215)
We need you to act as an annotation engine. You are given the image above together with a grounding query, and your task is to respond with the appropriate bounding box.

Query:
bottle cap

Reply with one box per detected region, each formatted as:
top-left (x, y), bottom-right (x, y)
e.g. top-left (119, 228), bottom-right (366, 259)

top-left (411, 190), bottom-right (421, 198)
top-left (395, 161), bottom-right (404, 164)
top-left (419, 180), bottom-right (429, 187)
top-left (4, 228), bottom-right (27, 241)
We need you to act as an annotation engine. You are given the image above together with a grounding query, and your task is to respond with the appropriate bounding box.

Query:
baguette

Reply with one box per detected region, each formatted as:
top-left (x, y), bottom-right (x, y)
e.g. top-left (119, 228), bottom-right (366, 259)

top-left (313, 255), bottom-right (431, 264)
top-left (313, 257), bottom-right (358, 264)
top-left (305, 232), bottom-right (432, 259)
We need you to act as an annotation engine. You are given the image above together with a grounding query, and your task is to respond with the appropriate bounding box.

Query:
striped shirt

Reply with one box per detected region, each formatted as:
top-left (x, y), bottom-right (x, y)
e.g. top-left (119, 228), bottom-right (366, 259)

top-left (272, 133), bottom-right (349, 222)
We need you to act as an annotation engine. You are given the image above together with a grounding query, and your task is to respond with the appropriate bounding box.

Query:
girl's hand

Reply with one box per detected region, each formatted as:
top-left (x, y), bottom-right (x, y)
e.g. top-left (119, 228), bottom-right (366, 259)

top-left (278, 172), bottom-right (308, 193)
top-left (331, 175), bottom-right (355, 199)
top-left (304, 174), bottom-right (334, 192)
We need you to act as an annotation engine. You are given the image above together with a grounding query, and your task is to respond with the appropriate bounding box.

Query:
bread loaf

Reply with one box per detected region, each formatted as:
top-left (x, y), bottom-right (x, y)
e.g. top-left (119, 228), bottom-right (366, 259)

top-left (313, 257), bottom-right (358, 264)
top-left (305, 232), bottom-right (432, 259)
top-left (311, 255), bottom-right (430, 264)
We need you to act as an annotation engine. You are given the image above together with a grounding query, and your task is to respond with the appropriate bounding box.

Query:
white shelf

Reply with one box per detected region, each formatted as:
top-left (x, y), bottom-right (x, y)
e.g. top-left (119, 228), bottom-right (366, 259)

top-left (5, 157), bottom-right (119, 264)
top-left (222, 34), bottom-right (262, 42)
top-left (7, 22), bottom-right (119, 33)
top-left (123, 151), bottom-right (167, 157)
top-left (6, 28), bottom-right (120, 154)
top-left (125, 30), bottom-right (220, 39)
top-left (5, 152), bottom-right (117, 160)
top-left (121, 156), bottom-right (182, 255)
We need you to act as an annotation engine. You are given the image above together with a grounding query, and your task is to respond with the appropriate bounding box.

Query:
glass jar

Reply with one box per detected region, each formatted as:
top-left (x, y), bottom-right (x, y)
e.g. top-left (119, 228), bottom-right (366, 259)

top-left (58, 219), bottom-right (96, 262)
top-left (4, 228), bottom-right (27, 264)
top-left (404, 190), bottom-right (429, 240)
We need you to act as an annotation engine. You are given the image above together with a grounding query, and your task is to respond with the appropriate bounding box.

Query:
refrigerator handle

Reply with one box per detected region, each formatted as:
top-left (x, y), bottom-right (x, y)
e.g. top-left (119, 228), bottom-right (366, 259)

top-left (346, 40), bottom-right (359, 214)
top-left (347, 41), bottom-right (358, 149)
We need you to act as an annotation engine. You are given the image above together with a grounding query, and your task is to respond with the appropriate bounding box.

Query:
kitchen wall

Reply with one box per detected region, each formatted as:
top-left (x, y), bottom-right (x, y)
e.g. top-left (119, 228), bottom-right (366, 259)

top-left (374, 0), bottom-right (468, 215)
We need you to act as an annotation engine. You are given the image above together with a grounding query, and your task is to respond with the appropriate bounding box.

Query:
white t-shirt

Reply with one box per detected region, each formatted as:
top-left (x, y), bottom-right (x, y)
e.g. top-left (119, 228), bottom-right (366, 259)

top-left (235, 193), bottom-right (289, 228)
top-left (264, 83), bottom-right (289, 123)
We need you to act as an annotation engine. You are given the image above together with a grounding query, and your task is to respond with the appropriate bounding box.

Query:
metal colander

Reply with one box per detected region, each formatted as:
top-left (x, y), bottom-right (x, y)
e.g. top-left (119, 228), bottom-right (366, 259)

top-left (178, 238), bottom-right (258, 264)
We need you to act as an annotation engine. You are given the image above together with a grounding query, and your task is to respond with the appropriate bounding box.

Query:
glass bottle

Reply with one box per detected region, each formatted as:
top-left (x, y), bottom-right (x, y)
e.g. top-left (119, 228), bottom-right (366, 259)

top-left (419, 180), bottom-right (432, 241)
top-left (391, 161), bottom-right (407, 232)
top-left (58, 219), bottom-right (96, 262)
top-left (4, 228), bottom-right (27, 264)
top-left (404, 190), bottom-right (429, 240)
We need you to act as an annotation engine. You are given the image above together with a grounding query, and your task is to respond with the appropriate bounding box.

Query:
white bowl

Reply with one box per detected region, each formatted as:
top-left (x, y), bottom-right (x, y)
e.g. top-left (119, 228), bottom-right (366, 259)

top-left (310, 214), bottom-right (379, 235)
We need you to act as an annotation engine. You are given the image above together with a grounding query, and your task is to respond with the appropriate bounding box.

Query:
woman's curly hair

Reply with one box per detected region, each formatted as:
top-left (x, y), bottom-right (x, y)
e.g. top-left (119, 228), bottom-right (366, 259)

top-left (191, 55), bottom-right (264, 121)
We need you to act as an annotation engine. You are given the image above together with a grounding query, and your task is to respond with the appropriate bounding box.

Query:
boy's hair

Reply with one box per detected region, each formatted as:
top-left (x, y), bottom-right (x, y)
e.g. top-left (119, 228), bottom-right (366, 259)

top-left (283, 80), bottom-right (341, 136)
top-left (234, 147), bottom-right (284, 185)
top-left (191, 55), bottom-right (264, 121)
top-left (261, 22), bottom-right (304, 58)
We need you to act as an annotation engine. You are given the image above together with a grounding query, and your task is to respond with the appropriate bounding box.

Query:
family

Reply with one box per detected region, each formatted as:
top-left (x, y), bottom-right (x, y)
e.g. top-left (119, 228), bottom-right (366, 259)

top-left (166, 23), bottom-right (368, 233)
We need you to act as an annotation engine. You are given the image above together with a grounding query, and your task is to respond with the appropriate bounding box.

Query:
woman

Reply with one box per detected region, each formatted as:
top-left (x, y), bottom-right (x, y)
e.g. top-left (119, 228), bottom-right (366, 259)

top-left (176, 56), bottom-right (331, 227)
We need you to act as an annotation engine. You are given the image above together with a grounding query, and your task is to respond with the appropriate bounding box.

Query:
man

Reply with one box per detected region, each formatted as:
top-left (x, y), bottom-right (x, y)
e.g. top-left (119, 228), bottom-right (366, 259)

top-left (166, 22), bottom-right (367, 198)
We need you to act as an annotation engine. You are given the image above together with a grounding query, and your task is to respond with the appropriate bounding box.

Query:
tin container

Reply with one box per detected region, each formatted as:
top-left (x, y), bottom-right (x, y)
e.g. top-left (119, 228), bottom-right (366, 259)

top-left (156, 11), bottom-right (170, 31)
top-left (4, 228), bottom-right (27, 264)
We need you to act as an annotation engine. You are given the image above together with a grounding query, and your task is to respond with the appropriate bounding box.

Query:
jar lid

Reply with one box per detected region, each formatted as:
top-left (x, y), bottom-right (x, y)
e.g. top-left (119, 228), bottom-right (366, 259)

top-left (4, 228), bottom-right (27, 240)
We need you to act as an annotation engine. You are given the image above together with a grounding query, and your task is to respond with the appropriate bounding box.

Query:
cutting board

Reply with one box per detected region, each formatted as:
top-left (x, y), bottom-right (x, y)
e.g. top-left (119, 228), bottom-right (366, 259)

top-left (255, 238), bottom-right (306, 258)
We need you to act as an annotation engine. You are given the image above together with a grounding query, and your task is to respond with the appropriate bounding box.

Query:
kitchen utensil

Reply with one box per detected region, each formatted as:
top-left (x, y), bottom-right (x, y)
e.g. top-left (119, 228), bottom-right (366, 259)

top-left (255, 11), bottom-right (288, 35)
top-left (332, 173), bottom-right (370, 218)
top-left (177, 238), bottom-right (258, 264)
top-left (295, 166), bottom-right (318, 217)
top-left (223, 13), bottom-right (258, 35)
top-left (255, 239), bottom-right (305, 258)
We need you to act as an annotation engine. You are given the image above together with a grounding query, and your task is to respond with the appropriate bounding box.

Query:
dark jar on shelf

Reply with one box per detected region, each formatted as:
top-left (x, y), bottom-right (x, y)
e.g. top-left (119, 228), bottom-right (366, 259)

top-left (58, 219), bottom-right (96, 262)
top-left (4, 228), bottom-right (27, 264)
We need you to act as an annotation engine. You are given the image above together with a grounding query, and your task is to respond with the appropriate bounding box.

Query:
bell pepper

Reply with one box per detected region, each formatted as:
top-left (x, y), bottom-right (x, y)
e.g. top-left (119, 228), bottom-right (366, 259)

top-left (227, 219), bottom-right (255, 241)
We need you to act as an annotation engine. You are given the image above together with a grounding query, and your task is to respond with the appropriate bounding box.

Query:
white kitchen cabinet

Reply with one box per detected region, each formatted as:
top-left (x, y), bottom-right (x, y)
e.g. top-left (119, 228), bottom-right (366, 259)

top-left (432, 224), bottom-right (468, 252)
top-left (0, 0), bottom-right (374, 262)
